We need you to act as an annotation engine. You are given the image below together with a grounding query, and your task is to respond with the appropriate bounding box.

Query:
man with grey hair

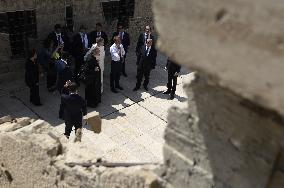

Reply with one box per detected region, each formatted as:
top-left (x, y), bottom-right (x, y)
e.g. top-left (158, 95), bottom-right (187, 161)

top-left (135, 25), bottom-right (155, 65)
top-left (133, 38), bottom-right (157, 91)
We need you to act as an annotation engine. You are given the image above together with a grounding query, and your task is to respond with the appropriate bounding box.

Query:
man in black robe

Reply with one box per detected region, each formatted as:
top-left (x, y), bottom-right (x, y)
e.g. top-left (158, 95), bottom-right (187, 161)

top-left (84, 48), bottom-right (101, 108)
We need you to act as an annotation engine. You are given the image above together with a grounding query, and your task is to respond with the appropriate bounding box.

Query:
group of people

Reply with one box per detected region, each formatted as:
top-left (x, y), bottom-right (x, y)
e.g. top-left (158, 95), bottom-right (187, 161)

top-left (24, 23), bottom-right (181, 138)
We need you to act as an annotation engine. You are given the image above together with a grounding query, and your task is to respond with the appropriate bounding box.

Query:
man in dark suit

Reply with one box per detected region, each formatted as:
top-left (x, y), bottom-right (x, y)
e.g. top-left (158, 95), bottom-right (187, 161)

top-left (112, 24), bottom-right (130, 77)
top-left (71, 25), bottom-right (89, 84)
top-left (88, 23), bottom-right (108, 47)
top-left (135, 25), bottom-right (155, 65)
top-left (163, 59), bottom-right (181, 100)
top-left (133, 39), bottom-right (157, 91)
top-left (61, 82), bottom-right (87, 139)
top-left (47, 24), bottom-right (70, 52)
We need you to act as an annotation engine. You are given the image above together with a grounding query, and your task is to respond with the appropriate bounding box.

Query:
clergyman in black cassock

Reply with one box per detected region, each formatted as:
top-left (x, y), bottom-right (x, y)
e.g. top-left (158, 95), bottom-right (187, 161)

top-left (84, 49), bottom-right (101, 108)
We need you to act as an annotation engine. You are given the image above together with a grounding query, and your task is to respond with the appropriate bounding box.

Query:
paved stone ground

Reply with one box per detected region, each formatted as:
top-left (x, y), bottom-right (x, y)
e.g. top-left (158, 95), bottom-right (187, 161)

top-left (0, 50), bottom-right (191, 164)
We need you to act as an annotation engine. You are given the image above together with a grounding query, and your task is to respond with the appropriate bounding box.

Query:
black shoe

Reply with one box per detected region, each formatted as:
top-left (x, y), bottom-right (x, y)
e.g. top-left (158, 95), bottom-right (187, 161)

top-left (133, 87), bottom-right (139, 91)
top-left (111, 88), bottom-right (118, 93)
top-left (169, 95), bottom-right (175, 100)
top-left (116, 86), bottom-right (124, 90)
top-left (143, 85), bottom-right (148, 91)
top-left (163, 90), bottom-right (171, 94)
top-left (122, 73), bottom-right (128, 77)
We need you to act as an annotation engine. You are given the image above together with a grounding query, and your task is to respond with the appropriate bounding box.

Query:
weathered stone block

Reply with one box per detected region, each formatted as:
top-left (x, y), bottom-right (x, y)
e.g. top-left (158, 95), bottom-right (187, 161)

top-left (0, 115), bottom-right (12, 124)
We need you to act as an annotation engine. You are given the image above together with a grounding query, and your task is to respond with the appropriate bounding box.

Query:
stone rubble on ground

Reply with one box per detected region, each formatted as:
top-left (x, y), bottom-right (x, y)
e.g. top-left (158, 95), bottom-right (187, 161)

top-left (0, 115), bottom-right (167, 188)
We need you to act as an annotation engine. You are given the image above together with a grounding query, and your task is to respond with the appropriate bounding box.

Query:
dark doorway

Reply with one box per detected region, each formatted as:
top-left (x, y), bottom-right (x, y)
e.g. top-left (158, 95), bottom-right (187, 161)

top-left (0, 10), bottom-right (37, 57)
top-left (65, 5), bottom-right (74, 32)
top-left (101, 0), bottom-right (135, 27)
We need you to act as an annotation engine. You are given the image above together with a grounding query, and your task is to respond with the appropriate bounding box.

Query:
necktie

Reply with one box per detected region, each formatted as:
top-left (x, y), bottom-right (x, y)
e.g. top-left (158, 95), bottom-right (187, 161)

top-left (81, 34), bottom-right (85, 48)
top-left (119, 32), bottom-right (122, 40)
top-left (57, 35), bottom-right (60, 45)
top-left (146, 47), bottom-right (149, 56)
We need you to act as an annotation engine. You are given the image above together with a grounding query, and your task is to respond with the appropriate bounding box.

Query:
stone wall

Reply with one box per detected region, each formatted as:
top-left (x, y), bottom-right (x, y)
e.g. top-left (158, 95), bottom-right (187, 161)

top-left (162, 74), bottom-right (284, 188)
top-left (0, 0), bottom-right (154, 83)
top-left (153, 0), bottom-right (284, 187)
top-left (0, 34), bottom-right (11, 60)
top-left (128, 0), bottom-right (154, 48)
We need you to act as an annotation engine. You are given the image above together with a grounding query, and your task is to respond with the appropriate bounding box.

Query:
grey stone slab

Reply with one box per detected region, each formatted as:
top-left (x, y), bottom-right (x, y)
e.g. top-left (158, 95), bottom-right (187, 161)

top-left (0, 95), bottom-right (37, 119)
top-left (138, 83), bottom-right (188, 122)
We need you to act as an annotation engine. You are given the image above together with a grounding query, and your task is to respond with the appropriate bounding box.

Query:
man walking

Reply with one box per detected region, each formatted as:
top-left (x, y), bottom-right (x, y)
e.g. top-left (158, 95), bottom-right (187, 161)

top-left (61, 82), bottom-right (87, 140)
top-left (163, 59), bottom-right (181, 100)
top-left (109, 36), bottom-right (125, 93)
top-left (133, 39), bottom-right (157, 91)
top-left (112, 24), bottom-right (130, 77)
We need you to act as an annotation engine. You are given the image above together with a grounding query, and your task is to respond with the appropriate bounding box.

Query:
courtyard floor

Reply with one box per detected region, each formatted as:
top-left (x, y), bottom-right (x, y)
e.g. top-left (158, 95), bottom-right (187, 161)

top-left (0, 51), bottom-right (191, 164)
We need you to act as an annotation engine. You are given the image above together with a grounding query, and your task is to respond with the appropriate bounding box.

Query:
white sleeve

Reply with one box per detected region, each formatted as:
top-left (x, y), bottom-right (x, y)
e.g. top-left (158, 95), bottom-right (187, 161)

top-left (84, 44), bottom-right (96, 61)
top-left (121, 45), bottom-right (126, 56)
top-left (110, 46), bottom-right (120, 61)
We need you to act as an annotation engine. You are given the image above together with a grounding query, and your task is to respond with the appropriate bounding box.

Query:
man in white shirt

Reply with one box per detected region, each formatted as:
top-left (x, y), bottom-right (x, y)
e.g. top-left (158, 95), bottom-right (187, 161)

top-left (109, 36), bottom-right (125, 93)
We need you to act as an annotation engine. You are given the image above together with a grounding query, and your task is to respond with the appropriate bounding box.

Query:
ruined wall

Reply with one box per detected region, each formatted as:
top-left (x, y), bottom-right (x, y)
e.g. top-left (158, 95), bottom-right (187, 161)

top-left (162, 74), bottom-right (284, 188)
top-left (0, 115), bottom-right (166, 188)
top-left (153, 0), bottom-right (284, 187)
top-left (128, 0), bottom-right (154, 47)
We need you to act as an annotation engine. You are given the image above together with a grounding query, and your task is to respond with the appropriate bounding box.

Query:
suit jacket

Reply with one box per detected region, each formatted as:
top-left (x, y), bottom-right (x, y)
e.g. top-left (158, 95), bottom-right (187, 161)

top-left (57, 65), bottom-right (74, 92)
top-left (138, 45), bottom-right (157, 70)
top-left (88, 30), bottom-right (108, 47)
top-left (136, 33), bottom-right (155, 54)
top-left (47, 32), bottom-right (70, 52)
top-left (112, 31), bottom-right (130, 53)
top-left (61, 93), bottom-right (87, 123)
top-left (72, 33), bottom-right (88, 57)
top-left (25, 59), bottom-right (39, 87)
top-left (167, 59), bottom-right (181, 74)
